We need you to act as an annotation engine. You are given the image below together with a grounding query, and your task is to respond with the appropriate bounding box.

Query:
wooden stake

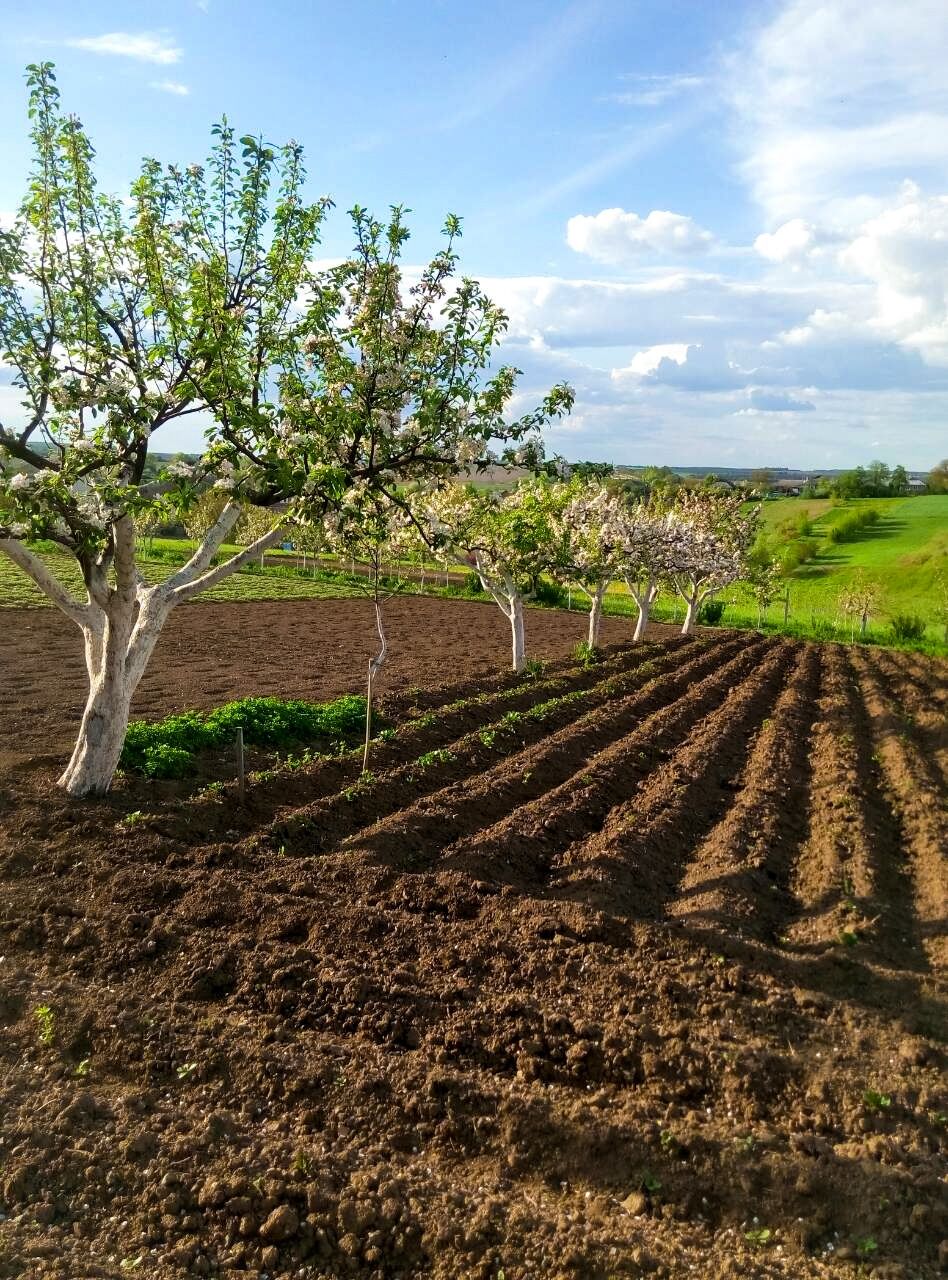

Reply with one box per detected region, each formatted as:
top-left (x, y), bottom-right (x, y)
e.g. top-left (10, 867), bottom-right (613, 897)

top-left (783, 591), bottom-right (790, 625)
top-left (236, 727), bottom-right (245, 804)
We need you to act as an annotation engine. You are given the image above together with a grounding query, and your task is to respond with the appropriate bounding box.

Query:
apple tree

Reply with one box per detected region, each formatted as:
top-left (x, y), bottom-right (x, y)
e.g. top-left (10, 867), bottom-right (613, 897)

top-left (0, 65), bottom-right (572, 794)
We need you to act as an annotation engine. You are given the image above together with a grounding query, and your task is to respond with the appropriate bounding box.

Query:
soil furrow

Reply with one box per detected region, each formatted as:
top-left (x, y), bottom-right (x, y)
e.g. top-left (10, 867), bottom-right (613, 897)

top-left (338, 633), bottom-right (760, 868)
top-left (440, 639), bottom-right (792, 893)
top-left (772, 645), bottom-right (928, 967)
top-left (851, 648), bottom-right (948, 971)
top-left (668, 643), bottom-right (821, 944)
top-left (192, 643), bottom-right (673, 847)
top-left (264, 640), bottom-right (679, 854)
top-left (867, 649), bottom-right (948, 792)
top-left (542, 641), bottom-right (798, 915)
top-left (881, 648), bottom-right (948, 708)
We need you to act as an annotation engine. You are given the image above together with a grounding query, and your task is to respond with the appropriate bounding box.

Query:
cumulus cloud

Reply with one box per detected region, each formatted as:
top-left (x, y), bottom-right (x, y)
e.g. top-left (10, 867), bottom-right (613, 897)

top-left (841, 189), bottom-right (948, 364)
top-left (566, 208), bottom-right (714, 263)
top-left (754, 218), bottom-right (832, 264)
top-left (150, 80), bottom-right (190, 96)
top-left (64, 32), bottom-right (182, 64)
top-left (611, 342), bottom-right (751, 392)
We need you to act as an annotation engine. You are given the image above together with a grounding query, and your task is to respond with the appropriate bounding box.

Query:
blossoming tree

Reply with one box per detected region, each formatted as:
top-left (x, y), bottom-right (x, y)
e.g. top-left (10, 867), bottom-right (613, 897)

top-left (0, 65), bottom-right (572, 795)
top-left (424, 478), bottom-right (557, 671)
top-left (669, 491), bottom-right (760, 634)
top-left (618, 500), bottom-right (687, 642)
top-left (552, 480), bottom-right (626, 648)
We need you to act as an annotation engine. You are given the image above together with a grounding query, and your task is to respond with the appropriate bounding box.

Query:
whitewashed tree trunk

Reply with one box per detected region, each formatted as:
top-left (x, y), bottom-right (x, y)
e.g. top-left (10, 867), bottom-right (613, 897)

top-left (582, 582), bottom-right (607, 648)
top-left (1, 503), bottom-right (287, 798)
top-left (474, 556), bottom-right (527, 672)
top-left (58, 598), bottom-right (168, 795)
top-left (510, 595), bottom-right (526, 672)
top-left (681, 595), bottom-right (700, 635)
top-left (626, 577), bottom-right (658, 643)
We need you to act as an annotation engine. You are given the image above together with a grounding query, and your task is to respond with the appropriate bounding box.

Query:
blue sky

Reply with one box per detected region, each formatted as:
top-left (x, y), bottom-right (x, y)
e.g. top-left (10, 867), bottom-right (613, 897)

top-left (2, 0), bottom-right (947, 470)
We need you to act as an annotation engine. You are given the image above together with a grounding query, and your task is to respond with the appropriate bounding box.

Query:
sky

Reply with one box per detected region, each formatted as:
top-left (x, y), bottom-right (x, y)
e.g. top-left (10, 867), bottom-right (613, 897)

top-left (1, 0), bottom-right (947, 470)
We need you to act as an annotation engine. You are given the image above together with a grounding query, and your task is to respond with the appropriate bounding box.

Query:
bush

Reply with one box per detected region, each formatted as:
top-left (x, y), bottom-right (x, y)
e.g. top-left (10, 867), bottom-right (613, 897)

top-left (464, 571), bottom-right (484, 594)
top-left (825, 507), bottom-right (882, 545)
top-left (889, 614), bottom-right (927, 643)
top-left (699, 600), bottom-right (726, 625)
top-left (120, 694), bottom-right (368, 777)
top-left (532, 580), bottom-right (568, 608)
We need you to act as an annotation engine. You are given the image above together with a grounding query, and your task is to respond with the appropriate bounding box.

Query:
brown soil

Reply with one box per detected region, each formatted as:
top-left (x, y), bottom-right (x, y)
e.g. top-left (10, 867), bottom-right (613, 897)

top-left (0, 598), bottom-right (946, 1280)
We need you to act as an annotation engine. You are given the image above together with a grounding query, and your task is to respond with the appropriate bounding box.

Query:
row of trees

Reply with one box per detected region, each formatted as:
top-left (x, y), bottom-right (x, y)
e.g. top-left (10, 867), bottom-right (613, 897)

top-left (829, 461), bottom-right (910, 499)
top-left (300, 481), bottom-right (761, 673)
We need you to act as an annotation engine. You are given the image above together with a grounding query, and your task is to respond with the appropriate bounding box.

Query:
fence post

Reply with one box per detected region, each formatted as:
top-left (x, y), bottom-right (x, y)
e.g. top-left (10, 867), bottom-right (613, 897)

top-left (783, 591), bottom-right (790, 626)
top-left (236, 727), bottom-right (245, 804)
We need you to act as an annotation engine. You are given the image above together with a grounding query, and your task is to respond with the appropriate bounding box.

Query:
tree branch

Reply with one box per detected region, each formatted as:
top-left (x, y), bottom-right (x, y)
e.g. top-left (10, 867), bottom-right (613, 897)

top-left (169, 523), bottom-right (286, 603)
top-left (0, 537), bottom-right (91, 627)
top-left (162, 500), bottom-right (242, 591)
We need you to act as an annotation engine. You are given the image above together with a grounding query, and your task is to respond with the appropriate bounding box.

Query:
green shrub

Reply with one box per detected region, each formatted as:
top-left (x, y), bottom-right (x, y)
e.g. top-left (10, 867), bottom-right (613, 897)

top-left (889, 614), bottom-right (926, 642)
top-left (699, 600), bottom-right (726, 625)
top-left (464, 571), bottom-right (484, 594)
top-left (532, 580), bottom-right (568, 608)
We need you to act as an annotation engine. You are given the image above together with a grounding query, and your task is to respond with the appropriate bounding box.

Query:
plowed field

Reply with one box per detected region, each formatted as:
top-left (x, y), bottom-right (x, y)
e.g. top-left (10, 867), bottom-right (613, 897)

top-left (0, 605), bottom-right (946, 1280)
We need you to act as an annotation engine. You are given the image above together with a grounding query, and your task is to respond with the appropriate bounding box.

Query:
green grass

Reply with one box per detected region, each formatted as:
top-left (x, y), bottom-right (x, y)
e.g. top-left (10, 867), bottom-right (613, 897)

top-left (757, 496), bottom-right (833, 528)
top-left (604, 496), bottom-right (948, 650)
top-left (0, 546), bottom-right (366, 608)
top-left (756, 496), bottom-right (946, 630)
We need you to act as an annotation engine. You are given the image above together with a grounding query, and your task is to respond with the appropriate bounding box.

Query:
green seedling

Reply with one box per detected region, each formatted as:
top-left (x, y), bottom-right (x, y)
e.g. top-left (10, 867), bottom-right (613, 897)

top-left (176, 1061), bottom-right (198, 1081)
top-left (744, 1227), bottom-right (772, 1247)
top-left (856, 1237), bottom-right (878, 1257)
top-left (862, 1089), bottom-right (892, 1112)
top-left (74, 1058), bottom-right (90, 1078)
top-left (34, 1004), bottom-right (55, 1046)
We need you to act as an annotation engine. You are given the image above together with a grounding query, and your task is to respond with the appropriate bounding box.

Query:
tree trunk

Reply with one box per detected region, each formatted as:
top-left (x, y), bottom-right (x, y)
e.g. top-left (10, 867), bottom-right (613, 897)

top-left (57, 594), bottom-right (169, 796)
top-left (510, 596), bottom-right (526, 672)
top-left (628, 580), bottom-right (657, 643)
top-left (588, 584), bottom-right (606, 648)
top-left (681, 597), bottom-right (699, 635)
top-left (362, 596), bottom-right (388, 772)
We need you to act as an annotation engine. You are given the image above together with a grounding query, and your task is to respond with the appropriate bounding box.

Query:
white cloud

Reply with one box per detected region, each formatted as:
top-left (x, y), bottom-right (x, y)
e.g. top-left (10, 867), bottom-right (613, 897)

top-left (755, 218), bottom-right (826, 264)
top-left (618, 343), bottom-right (691, 377)
top-left (566, 208), bottom-right (714, 262)
top-left (64, 32), bottom-right (182, 64)
top-left (727, 0), bottom-right (948, 223)
top-left (840, 189), bottom-right (948, 364)
top-left (150, 80), bottom-right (190, 96)
top-left (610, 73), bottom-right (705, 108)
